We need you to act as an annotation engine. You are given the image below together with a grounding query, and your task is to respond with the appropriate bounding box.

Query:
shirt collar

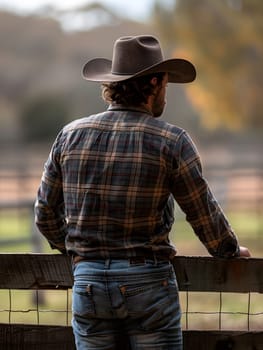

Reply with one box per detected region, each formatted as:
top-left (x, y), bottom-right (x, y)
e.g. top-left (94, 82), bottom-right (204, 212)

top-left (108, 104), bottom-right (153, 116)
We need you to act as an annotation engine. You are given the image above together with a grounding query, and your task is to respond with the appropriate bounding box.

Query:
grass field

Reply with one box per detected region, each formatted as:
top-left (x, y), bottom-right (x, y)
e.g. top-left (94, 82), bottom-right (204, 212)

top-left (1, 206), bottom-right (262, 255)
top-left (0, 207), bottom-right (262, 329)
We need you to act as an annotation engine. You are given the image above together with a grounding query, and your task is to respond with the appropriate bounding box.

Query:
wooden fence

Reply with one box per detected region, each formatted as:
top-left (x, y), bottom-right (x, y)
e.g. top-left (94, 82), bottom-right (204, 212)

top-left (0, 254), bottom-right (262, 349)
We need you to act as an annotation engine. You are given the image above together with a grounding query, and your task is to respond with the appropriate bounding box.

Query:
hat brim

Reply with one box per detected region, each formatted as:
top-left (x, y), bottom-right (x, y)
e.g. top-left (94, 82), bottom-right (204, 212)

top-left (82, 58), bottom-right (196, 83)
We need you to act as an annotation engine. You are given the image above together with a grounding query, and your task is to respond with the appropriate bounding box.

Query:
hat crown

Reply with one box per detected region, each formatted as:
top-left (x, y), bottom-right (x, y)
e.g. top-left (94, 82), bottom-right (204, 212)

top-left (111, 35), bottom-right (164, 75)
top-left (82, 34), bottom-right (196, 83)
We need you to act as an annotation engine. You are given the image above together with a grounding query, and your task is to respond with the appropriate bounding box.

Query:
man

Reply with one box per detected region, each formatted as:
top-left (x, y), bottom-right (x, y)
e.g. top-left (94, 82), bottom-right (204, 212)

top-left (35, 35), bottom-right (250, 350)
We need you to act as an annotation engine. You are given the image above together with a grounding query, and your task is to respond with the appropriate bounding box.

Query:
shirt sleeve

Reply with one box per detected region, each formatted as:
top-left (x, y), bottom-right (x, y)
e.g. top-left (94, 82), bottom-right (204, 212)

top-left (170, 131), bottom-right (240, 258)
top-left (34, 132), bottom-right (67, 253)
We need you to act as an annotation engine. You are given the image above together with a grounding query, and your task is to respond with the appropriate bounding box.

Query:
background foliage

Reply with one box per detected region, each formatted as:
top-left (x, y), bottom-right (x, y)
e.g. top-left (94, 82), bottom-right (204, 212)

top-left (0, 0), bottom-right (262, 143)
top-left (153, 0), bottom-right (263, 129)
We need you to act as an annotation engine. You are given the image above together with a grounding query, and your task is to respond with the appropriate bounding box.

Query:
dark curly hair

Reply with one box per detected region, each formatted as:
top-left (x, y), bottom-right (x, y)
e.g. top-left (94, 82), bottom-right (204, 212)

top-left (101, 72), bottom-right (165, 106)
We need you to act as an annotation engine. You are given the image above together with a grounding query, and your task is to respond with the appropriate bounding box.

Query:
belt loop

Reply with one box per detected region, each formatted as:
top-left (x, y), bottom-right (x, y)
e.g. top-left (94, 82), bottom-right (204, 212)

top-left (153, 252), bottom-right (158, 266)
top-left (105, 259), bottom-right (110, 269)
top-left (71, 255), bottom-right (76, 269)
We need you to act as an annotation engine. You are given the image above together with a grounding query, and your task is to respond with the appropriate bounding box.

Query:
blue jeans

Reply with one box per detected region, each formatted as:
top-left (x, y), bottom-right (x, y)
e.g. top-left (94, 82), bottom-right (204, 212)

top-left (72, 259), bottom-right (182, 350)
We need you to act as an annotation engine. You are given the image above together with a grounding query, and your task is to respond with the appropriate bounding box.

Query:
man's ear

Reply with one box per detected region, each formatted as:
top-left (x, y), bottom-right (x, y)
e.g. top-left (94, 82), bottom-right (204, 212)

top-left (150, 76), bottom-right (158, 86)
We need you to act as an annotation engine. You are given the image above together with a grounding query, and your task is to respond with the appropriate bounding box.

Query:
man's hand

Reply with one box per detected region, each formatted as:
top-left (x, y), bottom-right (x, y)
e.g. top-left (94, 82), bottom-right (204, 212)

top-left (239, 246), bottom-right (251, 257)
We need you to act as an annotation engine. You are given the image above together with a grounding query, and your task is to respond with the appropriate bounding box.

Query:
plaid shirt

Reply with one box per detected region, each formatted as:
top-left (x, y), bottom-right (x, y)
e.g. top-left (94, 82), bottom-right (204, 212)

top-left (35, 106), bottom-right (239, 259)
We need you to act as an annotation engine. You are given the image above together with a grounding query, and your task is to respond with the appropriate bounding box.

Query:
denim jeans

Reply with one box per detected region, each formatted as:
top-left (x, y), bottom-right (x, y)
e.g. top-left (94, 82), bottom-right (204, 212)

top-left (72, 259), bottom-right (182, 350)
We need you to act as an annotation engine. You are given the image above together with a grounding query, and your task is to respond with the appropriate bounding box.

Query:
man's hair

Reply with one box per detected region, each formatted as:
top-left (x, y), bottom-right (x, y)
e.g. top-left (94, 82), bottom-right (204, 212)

top-left (101, 72), bottom-right (165, 106)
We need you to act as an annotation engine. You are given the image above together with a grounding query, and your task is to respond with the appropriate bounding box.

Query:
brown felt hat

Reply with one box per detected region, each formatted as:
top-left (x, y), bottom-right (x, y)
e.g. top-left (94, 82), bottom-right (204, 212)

top-left (82, 35), bottom-right (196, 83)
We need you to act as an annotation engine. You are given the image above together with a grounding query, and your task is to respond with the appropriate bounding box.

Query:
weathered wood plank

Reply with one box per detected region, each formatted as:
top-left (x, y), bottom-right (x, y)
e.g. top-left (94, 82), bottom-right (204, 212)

top-left (0, 324), bottom-right (75, 350)
top-left (183, 330), bottom-right (263, 350)
top-left (0, 254), bottom-right (262, 292)
top-left (0, 324), bottom-right (262, 350)
top-left (173, 256), bottom-right (263, 293)
top-left (0, 254), bottom-right (73, 289)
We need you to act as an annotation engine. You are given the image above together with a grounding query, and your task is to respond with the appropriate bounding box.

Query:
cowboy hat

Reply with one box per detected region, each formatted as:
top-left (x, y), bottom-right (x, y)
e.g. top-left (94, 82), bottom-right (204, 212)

top-left (82, 35), bottom-right (196, 83)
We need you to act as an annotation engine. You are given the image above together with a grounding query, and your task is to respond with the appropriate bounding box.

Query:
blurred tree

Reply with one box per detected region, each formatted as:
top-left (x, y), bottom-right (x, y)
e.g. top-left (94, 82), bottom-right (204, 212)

top-left (152, 0), bottom-right (263, 130)
top-left (0, 8), bottom-right (157, 146)
top-left (20, 94), bottom-right (70, 143)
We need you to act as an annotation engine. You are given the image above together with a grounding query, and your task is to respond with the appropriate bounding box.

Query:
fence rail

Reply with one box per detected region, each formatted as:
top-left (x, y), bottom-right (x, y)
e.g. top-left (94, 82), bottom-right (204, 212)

top-left (0, 254), bottom-right (262, 349)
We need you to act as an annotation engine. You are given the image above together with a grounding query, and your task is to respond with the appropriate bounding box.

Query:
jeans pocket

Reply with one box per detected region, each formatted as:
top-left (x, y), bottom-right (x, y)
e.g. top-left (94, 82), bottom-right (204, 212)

top-left (72, 283), bottom-right (96, 318)
top-left (120, 278), bottom-right (180, 332)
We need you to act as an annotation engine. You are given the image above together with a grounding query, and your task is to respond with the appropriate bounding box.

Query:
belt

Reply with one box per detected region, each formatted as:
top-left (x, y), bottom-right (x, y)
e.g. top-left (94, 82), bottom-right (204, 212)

top-left (73, 255), bottom-right (169, 266)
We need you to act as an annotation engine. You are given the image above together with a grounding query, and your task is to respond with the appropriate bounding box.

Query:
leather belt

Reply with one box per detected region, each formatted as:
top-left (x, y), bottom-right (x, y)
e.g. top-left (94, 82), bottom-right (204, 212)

top-left (73, 255), bottom-right (169, 265)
